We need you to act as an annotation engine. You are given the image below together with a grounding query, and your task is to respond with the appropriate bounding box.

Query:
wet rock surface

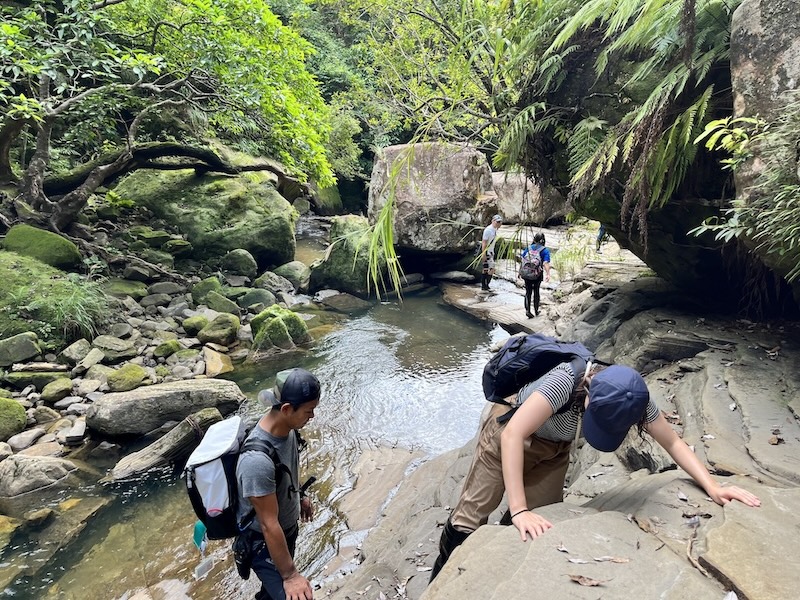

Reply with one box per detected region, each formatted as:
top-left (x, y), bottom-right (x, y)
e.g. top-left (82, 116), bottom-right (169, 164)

top-left (319, 256), bottom-right (800, 600)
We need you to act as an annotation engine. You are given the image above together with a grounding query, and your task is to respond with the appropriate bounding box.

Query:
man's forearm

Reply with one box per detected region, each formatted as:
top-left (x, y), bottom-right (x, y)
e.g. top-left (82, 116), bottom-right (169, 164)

top-left (261, 522), bottom-right (298, 580)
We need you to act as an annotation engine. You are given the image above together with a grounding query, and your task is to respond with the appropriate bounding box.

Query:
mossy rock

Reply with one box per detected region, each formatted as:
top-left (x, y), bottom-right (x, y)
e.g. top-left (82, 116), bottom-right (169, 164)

top-left (40, 378), bottom-right (73, 403)
top-left (4, 372), bottom-right (69, 391)
top-left (102, 278), bottom-right (149, 300)
top-left (192, 277), bottom-right (222, 305)
top-left (311, 182), bottom-right (344, 216)
top-left (155, 365), bottom-right (171, 378)
top-left (107, 364), bottom-right (148, 392)
top-left (162, 239), bottom-right (193, 256)
top-left (139, 248), bottom-right (174, 269)
top-left (252, 326), bottom-right (275, 351)
top-left (250, 305), bottom-right (285, 338)
top-left (182, 315), bottom-right (209, 335)
top-left (134, 228), bottom-right (173, 248)
top-left (237, 289), bottom-right (276, 309)
top-left (0, 332), bottom-right (41, 367)
top-left (0, 388), bottom-right (13, 399)
top-left (251, 306), bottom-right (309, 346)
top-left (168, 348), bottom-right (201, 364)
top-left (197, 314), bottom-right (240, 346)
top-left (205, 290), bottom-right (240, 315)
top-left (154, 339), bottom-right (182, 358)
top-left (114, 169), bottom-right (297, 266)
top-left (279, 311), bottom-right (311, 344)
top-left (264, 317), bottom-right (294, 350)
top-left (0, 251), bottom-right (112, 349)
top-left (3, 224), bottom-right (82, 271)
top-left (309, 215), bottom-right (385, 297)
top-left (223, 287), bottom-right (250, 300)
top-left (221, 249), bottom-right (258, 278)
top-left (273, 261), bottom-right (311, 293)
top-left (0, 397), bottom-right (26, 442)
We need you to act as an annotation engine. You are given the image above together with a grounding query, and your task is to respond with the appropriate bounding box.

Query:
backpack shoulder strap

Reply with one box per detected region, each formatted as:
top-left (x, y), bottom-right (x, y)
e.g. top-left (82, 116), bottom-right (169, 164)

top-left (498, 355), bottom-right (590, 423)
top-left (241, 437), bottom-right (294, 488)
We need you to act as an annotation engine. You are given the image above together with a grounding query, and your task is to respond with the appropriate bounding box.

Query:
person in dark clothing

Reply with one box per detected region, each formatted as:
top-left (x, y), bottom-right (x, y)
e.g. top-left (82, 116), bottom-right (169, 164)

top-left (519, 232), bottom-right (551, 317)
top-left (237, 369), bottom-right (320, 600)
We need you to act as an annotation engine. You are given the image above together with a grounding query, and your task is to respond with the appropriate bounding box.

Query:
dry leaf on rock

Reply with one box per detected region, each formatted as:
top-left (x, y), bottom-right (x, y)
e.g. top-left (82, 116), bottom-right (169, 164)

top-left (677, 491), bottom-right (689, 502)
top-left (568, 575), bottom-right (609, 587)
top-left (768, 435), bottom-right (784, 445)
top-left (556, 543), bottom-right (570, 553)
top-left (567, 558), bottom-right (590, 564)
top-left (416, 566), bottom-right (432, 572)
top-left (594, 556), bottom-right (630, 563)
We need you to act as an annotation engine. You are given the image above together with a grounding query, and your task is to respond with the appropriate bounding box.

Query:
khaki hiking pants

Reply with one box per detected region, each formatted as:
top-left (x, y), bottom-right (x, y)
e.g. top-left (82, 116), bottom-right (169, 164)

top-left (451, 403), bottom-right (572, 532)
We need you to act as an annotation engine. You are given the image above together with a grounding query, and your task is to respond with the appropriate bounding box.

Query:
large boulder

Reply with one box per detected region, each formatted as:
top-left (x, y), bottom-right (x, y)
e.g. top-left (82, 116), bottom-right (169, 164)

top-left (491, 172), bottom-right (569, 225)
top-left (309, 215), bottom-right (384, 297)
top-left (114, 170), bottom-right (297, 267)
top-left (86, 379), bottom-right (245, 436)
top-left (367, 143), bottom-right (496, 254)
top-left (0, 332), bottom-right (41, 367)
top-left (730, 0), bottom-right (800, 299)
top-left (0, 454), bottom-right (79, 515)
top-left (2, 224), bottom-right (82, 270)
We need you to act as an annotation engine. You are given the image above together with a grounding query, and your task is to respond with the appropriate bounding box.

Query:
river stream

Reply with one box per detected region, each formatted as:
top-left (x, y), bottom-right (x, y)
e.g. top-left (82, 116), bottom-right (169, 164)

top-left (2, 228), bottom-right (505, 599)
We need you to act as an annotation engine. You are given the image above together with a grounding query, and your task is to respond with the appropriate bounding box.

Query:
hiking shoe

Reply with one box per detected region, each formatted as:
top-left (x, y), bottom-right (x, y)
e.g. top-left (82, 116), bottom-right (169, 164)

top-left (525, 311), bottom-right (533, 318)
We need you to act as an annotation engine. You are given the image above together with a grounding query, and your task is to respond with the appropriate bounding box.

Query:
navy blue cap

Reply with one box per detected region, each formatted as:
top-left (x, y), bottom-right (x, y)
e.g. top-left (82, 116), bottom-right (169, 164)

top-left (258, 368), bottom-right (320, 407)
top-left (583, 365), bottom-right (649, 452)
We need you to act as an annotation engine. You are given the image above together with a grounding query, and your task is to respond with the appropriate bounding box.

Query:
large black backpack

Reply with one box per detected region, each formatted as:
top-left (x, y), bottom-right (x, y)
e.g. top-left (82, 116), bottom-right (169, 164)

top-left (482, 334), bottom-right (594, 412)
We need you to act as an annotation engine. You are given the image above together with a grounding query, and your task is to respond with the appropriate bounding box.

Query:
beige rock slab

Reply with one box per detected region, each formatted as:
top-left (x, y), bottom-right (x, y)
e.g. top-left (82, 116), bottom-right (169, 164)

top-left (700, 486), bottom-right (800, 600)
top-left (425, 511), bottom-right (723, 600)
top-left (340, 446), bottom-right (423, 532)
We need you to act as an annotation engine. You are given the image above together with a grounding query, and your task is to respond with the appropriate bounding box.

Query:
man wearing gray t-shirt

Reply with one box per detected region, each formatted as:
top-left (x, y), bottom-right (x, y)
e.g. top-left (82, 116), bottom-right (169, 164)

top-left (236, 368), bottom-right (320, 600)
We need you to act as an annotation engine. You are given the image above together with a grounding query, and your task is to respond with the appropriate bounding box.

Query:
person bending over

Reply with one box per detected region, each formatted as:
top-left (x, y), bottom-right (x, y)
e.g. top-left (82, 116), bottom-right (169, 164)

top-left (429, 362), bottom-right (760, 582)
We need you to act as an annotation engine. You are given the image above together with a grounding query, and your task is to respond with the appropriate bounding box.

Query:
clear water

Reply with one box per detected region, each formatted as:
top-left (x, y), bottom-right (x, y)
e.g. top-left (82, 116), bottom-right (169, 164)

top-left (1, 247), bottom-right (505, 599)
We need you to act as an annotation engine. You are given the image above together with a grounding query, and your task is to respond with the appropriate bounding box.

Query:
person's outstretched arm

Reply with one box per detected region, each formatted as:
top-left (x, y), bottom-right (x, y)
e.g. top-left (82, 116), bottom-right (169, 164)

top-left (500, 392), bottom-right (556, 541)
top-left (646, 414), bottom-right (761, 507)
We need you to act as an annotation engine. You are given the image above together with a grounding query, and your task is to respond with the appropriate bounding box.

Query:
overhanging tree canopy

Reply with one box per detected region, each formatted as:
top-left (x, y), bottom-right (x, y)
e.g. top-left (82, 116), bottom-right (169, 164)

top-left (0, 0), bottom-right (333, 230)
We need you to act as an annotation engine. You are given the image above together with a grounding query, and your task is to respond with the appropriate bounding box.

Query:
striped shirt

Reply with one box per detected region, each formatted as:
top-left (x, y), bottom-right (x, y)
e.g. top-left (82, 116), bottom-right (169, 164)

top-left (516, 364), bottom-right (660, 442)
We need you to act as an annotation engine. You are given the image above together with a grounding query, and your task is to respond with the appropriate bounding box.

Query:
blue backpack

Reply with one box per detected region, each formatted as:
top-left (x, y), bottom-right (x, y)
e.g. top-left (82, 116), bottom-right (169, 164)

top-left (482, 334), bottom-right (594, 418)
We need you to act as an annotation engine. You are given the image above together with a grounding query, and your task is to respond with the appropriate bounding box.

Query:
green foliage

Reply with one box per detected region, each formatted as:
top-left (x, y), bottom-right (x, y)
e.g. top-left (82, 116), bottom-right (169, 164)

top-left (0, 0), bottom-right (333, 185)
top-left (694, 116), bottom-right (765, 171)
top-left (0, 252), bottom-right (112, 348)
top-left (556, 0), bottom-right (739, 239)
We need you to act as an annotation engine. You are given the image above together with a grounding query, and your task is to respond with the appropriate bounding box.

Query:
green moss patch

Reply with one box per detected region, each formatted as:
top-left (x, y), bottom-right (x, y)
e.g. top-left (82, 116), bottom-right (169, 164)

top-left (3, 224), bottom-right (82, 271)
top-left (0, 251), bottom-right (112, 349)
top-left (0, 397), bottom-right (26, 442)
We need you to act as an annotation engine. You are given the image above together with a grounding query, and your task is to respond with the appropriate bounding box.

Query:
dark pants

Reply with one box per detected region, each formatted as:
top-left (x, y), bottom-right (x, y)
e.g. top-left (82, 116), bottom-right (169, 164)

top-left (524, 278), bottom-right (543, 314)
top-left (248, 524), bottom-right (299, 600)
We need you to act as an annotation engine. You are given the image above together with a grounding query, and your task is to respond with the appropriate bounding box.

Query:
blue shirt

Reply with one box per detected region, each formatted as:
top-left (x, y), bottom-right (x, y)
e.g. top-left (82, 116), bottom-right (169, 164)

top-left (522, 243), bottom-right (550, 263)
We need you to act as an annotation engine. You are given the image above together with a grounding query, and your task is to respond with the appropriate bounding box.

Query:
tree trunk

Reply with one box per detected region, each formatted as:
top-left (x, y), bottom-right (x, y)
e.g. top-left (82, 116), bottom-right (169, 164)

top-left (0, 118), bottom-right (26, 184)
top-left (106, 407), bottom-right (223, 481)
top-left (21, 119), bottom-right (54, 212)
top-left (50, 147), bottom-right (134, 231)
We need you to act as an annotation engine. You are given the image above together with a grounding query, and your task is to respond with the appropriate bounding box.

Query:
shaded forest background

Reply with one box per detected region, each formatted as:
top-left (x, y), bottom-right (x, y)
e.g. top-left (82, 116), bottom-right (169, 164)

top-left (1, 0), bottom-right (798, 313)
